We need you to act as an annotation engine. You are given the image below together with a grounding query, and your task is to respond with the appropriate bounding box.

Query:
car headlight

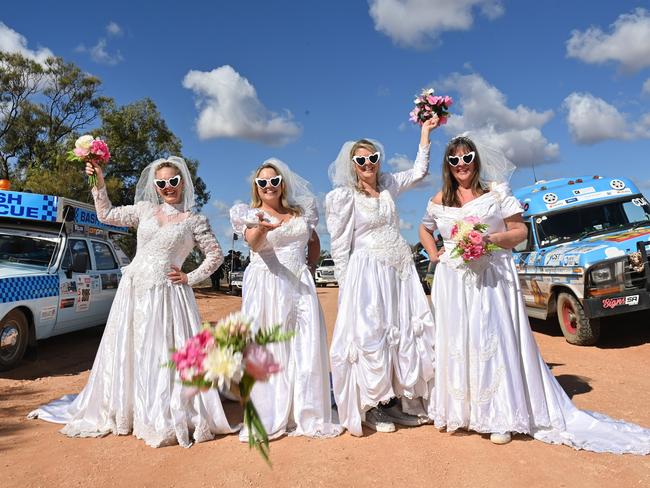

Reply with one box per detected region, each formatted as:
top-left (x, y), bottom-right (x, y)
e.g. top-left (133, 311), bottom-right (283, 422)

top-left (589, 260), bottom-right (624, 285)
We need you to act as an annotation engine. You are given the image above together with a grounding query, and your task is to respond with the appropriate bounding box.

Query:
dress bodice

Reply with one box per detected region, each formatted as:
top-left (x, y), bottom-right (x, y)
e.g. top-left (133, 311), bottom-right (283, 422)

top-left (92, 187), bottom-right (224, 289)
top-left (230, 204), bottom-right (318, 278)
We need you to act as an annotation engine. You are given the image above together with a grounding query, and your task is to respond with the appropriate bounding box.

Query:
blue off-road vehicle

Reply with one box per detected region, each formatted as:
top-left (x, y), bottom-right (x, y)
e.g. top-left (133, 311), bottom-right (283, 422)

top-left (512, 176), bottom-right (650, 345)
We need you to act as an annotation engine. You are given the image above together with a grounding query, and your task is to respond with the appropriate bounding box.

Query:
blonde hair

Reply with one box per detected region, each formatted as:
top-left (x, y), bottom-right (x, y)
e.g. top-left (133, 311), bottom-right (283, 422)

top-left (155, 161), bottom-right (180, 175)
top-left (250, 163), bottom-right (302, 216)
top-left (349, 139), bottom-right (380, 195)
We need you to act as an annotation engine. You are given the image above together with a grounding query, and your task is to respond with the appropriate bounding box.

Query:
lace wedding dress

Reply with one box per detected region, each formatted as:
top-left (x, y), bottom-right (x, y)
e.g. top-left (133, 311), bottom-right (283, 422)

top-left (325, 144), bottom-right (436, 436)
top-left (28, 186), bottom-right (237, 447)
top-left (422, 182), bottom-right (650, 454)
top-left (230, 204), bottom-right (341, 440)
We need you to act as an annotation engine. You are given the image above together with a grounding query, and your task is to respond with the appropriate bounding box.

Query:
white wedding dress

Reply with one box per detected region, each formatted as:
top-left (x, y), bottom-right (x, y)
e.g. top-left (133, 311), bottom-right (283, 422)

top-left (422, 182), bottom-right (650, 454)
top-left (326, 144), bottom-right (436, 436)
top-left (29, 186), bottom-right (237, 447)
top-left (230, 204), bottom-right (341, 439)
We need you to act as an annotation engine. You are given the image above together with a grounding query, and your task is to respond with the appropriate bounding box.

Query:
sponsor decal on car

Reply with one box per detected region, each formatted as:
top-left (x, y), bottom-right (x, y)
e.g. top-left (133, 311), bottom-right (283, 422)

top-left (602, 295), bottom-right (640, 309)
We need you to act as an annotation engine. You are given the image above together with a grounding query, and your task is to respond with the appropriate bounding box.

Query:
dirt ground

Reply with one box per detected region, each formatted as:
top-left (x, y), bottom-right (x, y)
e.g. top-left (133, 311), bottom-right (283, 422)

top-left (1, 287), bottom-right (649, 488)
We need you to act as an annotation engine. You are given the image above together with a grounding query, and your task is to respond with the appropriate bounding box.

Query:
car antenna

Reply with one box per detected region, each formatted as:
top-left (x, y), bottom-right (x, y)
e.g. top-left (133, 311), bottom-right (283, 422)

top-left (46, 206), bottom-right (70, 275)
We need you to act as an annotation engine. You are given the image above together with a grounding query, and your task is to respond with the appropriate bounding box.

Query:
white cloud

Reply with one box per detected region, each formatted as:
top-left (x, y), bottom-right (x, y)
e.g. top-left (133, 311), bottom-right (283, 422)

top-left (76, 38), bottom-right (123, 65)
top-left (106, 22), bottom-right (123, 37)
top-left (212, 199), bottom-right (231, 218)
top-left (387, 154), bottom-right (439, 189)
top-left (563, 92), bottom-right (650, 144)
top-left (643, 79), bottom-right (650, 96)
top-left (399, 218), bottom-right (413, 230)
top-left (368, 0), bottom-right (503, 47)
top-left (439, 73), bottom-right (559, 166)
top-left (566, 8), bottom-right (650, 73)
top-left (182, 65), bottom-right (302, 146)
top-left (0, 22), bottom-right (53, 64)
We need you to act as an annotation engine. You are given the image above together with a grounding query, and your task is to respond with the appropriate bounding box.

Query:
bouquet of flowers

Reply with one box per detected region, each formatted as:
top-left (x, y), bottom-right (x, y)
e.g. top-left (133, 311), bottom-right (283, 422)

top-left (67, 134), bottom-right (111, 187)
top-left (168, 312), bottom-right (292, 463)
top-left (409, 88), bottom-right (453, 126)
top-left (449, 216), bottom-right (500, 264)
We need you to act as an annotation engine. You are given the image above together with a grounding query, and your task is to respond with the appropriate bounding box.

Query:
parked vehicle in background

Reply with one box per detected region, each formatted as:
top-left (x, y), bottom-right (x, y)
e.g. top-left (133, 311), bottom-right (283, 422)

top-left (315, 258), bottom-right (337, 287)
top-left (0, 190), bottom-right (130, 370)
top-left (229, 268), bottom-right (244, 295)
top-left (512, 176), bottom-right (650, 345)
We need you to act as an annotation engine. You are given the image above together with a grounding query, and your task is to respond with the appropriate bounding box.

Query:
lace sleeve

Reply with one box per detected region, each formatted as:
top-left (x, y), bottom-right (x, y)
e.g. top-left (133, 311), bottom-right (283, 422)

top-left (491, 182), bottom-right (524, 219)
top-left (302, 197), bottom-right (319, 233)
top-left (229, 203), bottom-right (262, 239)
top-left (325, 188), bottom-right (354, 290)
top-left (382, 143), bottom-right (430, 196)
top-left (186, 215), bottom-right (225, 286)
top-left (91, 186), bottom-right (142, 227)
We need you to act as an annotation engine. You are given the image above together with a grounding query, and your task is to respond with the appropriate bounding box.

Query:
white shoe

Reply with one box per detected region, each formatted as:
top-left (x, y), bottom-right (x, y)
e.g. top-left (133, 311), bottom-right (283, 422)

top-left (490, 432), bottom-right (512, 445)
top-left (362, 408), bottom-right (396, 433)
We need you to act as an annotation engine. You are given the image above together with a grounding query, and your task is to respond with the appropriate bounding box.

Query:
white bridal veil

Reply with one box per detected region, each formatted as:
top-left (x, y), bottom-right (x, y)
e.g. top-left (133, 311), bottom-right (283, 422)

top-left (134, 156), bottom-right (196, 212)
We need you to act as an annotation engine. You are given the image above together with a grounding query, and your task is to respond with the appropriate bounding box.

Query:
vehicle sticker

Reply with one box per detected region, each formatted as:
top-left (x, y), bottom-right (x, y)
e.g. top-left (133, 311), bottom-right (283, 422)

top-left (60, 281), bottom-right (77, 296)
top-left (572, 187), bottom-right (595, 196)
top-left (602, 295), bottom-right (639, 309)
top-left (101, 273), bottom-right (120, 290)
top-left (543, 193), bottom-right (558, 204)
top-left (75, 275), bottom-right (92, 312)
top-left (60, 298), bottom-right (75, 309)
top-left (545, 188), bottom-right (633, 210)
top-left (610, 179), bottom-right (626, 190)
top-left (91, 275), bottom-right (102, 295)
top-left (631, 198), bottom-right (648, 207)
top-left (40, 306), bottom-right (56, 321)
top-left (563, 255), bottom-right (580, 266)
top-left (599, 228), bottom-right (650, 243)
top-left (604, 247), bottom-right (626, 258)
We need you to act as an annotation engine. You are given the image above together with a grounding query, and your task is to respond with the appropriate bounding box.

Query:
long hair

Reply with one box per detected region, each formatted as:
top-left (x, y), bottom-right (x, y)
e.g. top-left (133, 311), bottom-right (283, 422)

top-left (349, 139), bottom-right (381, 195)
top-left (441, 136), bottom-right (486, 207)
top-left (250, 163), bottom-right (302, 216)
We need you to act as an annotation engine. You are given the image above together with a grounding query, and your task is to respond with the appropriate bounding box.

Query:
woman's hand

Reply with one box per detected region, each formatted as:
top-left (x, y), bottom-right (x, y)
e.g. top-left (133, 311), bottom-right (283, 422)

top-left (420, 115), bottom-right (439, 145)
top-left (255, 212), bottom-right (282, 233)
top-left (85, 162), bottom-right (105, 189)
top-left (168, 265), bottom-right (188, 285)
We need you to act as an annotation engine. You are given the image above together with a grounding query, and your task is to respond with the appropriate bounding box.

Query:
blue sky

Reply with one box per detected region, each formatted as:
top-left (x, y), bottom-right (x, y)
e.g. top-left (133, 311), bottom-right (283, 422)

top-left (3, 1), bottom-right (650, 251)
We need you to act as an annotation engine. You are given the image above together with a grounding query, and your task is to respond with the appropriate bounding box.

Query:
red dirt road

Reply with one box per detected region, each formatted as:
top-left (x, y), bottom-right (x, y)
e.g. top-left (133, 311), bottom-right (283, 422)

top-left (1, 288), bottom-right (649, 487)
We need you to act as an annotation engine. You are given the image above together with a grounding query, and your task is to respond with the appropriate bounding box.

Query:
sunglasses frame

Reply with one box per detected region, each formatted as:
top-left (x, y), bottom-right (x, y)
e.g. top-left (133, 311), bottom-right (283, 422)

top-left (154, 174), bottom-right (183, 189)
top-left (352, 151), bottom-right (381, 167)
top-left (447, 151), bottom-right (476, 167)
top-left (255, 174), bottom-right (283, 189)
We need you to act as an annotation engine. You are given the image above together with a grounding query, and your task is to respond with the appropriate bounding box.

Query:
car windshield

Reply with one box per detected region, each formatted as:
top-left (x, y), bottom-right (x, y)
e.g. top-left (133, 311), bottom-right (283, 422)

top-left (320, 259), bottom-right (334, 267)
top-left (535, 196), bottom-right (650, 247)
top-left (0, 232), bottom-right (59, 268)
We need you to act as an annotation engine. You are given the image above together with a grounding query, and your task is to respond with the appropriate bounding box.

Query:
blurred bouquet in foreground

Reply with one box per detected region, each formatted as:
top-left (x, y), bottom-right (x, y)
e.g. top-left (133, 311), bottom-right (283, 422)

top-left (67, 134), bottom-right (111, 187)
top-left (409, 88), bottom-right (452, 126)
top-left (450, 216), bottom-right (500, 264)
top-left (168, 312), bottom-right (292, 463)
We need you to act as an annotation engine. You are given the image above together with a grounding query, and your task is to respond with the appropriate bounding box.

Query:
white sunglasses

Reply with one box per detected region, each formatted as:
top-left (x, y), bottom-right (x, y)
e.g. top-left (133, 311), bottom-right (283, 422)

top-left (255, 175), bottom-right (283, 188)
top-left (447, 151), bottom-right (475, 167)
top-left (154, 174), bottom-right (182, 189)
top-left (352, 151), bottom-right (381, 166)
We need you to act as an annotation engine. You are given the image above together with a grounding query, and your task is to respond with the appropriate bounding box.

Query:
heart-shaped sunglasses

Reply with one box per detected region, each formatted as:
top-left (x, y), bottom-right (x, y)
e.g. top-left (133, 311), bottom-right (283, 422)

top-left (255, 175), bottom-right (283, 188)
top-left (447, 151), bottom-right (475, 167)
top-left (352, 151), bottom-right (380, 166)
top-left (154, 174), bottom-right (182, 189)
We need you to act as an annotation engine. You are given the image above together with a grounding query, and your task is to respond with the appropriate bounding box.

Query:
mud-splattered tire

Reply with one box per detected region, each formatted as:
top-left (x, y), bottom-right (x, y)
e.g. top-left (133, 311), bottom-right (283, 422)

top-left (556, 292), bottom-right (600, 346)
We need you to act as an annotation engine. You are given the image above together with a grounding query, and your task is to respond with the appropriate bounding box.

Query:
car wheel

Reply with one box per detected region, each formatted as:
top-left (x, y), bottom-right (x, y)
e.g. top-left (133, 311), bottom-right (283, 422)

top-left (0, 309), bottom-right (29, 371)
top-left (556, 292), bottom-right (600, 346)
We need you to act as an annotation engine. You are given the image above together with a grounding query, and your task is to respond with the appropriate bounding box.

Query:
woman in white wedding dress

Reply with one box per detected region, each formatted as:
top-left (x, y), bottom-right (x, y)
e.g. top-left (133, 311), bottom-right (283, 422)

top-left (229, 159), bottom-right (341, 440)
top-left (325, 118), bottom-right (438, 436)
top-left (419, 135), bottom-right (650, 453)
top-left (29, 157), bottom-right (237, 447)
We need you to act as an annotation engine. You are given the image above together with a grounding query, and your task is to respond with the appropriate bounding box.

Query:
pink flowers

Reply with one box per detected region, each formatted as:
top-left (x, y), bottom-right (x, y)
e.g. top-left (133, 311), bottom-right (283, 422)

top-left (67, 134), bottom-right (111, 187)
top-left (449, 216), bottom-right (501, 265)
top-left (171, 329), bottom-right (213, 381)
top-left (244, 343), bottom-right (280, 382)
top-left (410, 88), bottom-right (453, 127)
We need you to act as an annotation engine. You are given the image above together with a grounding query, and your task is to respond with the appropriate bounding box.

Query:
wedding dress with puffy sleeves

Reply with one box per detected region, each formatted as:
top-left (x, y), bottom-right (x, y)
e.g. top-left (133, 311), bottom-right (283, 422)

top-left (29, 186), bottom-right (237, 447)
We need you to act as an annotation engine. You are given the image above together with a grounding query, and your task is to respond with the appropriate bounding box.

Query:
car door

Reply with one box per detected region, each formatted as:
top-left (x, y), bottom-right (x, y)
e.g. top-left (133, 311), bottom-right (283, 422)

top-left (56, 238), bottom-right (98, 331)
top-left (89, 239), bottom-right (121, 320)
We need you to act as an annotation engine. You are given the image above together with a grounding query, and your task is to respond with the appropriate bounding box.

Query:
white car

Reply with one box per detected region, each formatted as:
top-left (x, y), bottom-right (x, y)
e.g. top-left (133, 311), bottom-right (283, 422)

top-left (314, 258), bottom-right (337, 287)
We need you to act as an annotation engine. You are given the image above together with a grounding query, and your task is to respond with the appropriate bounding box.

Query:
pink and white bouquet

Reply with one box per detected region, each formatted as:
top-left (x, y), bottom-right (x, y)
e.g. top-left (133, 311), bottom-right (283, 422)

top-left (409, 88), bottom-right (453, 126)
top-left (168, 312), bottom-right (291, 463)
top-left (67, 134), bottom-right (111, 187)
top-left (449, 216), bottom-right (500, 264)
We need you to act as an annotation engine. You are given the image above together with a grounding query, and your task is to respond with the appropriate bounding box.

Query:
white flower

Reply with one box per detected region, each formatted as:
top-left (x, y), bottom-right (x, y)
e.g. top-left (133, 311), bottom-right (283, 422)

top-left (425, 88), bottom-right (434, 95)
top-left (203, 346), bottom-right (244, 390)
top-left (75, 134), bottom-right (94, 151)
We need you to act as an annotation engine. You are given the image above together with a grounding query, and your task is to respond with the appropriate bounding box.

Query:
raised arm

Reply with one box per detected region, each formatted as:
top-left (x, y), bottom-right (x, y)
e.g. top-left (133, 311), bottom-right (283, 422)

top-left (89, 163), bottom-right (142, 228)
top-left (325, 188), bottom-right (355, 291)
top-left (388, 117), bottom-right (438, 195)
top-left (185, 215), bottom-right (225, 286)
